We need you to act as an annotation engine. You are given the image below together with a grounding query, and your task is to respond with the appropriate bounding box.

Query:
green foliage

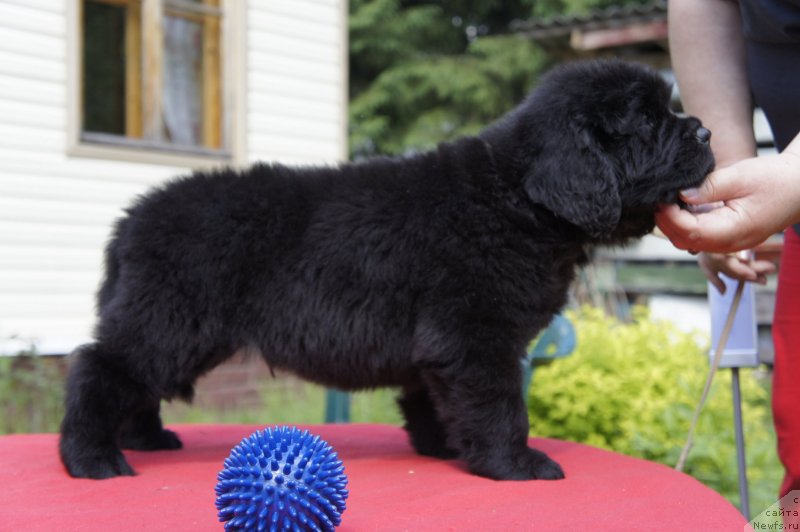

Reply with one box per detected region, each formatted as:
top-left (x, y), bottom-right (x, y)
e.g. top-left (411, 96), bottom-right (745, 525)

top-left (0, 350), bottom-right (65, 434)
top-left (348, 0), bottom-right (547, 157)
top-left (350, 34), bottom-right (547, 156)
top-left (348, 0), bottom-right (655, 158)
top-left (532, 0), bottom-right (647, 18)
top-left (349, 0), bottom-right (462, 96)
top-left (528, 306), bottom-right (781, 513)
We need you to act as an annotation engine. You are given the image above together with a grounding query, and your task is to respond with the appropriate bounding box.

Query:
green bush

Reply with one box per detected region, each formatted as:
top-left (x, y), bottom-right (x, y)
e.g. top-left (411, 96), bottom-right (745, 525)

top-left (527, 306), bottom-right (782, 514)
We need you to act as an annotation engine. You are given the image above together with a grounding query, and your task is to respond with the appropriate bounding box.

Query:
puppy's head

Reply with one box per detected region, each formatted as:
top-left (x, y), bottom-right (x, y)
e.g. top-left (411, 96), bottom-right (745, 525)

top-left (485, 59), bottom-right (714, 242)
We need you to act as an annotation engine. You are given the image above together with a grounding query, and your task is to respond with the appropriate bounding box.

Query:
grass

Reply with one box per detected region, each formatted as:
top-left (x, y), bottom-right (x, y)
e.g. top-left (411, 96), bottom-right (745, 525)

top-left (0, 353), bottom-right (65, 434)
top-left (0, 353), bottom-right (403, 433)
top-left (161, 382), bottom-right (404, 426)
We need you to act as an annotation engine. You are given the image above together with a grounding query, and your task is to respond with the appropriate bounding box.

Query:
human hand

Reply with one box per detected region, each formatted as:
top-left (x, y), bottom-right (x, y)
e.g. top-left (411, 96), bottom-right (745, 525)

top-left (697, 251), bottom-right (775, 294)
top-left (656, 149), bottom-right (800, 253)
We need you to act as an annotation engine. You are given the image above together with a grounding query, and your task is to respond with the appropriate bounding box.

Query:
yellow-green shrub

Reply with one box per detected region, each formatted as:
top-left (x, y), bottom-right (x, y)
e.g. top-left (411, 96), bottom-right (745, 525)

top-left (527, 306), bottom-right (781, 513)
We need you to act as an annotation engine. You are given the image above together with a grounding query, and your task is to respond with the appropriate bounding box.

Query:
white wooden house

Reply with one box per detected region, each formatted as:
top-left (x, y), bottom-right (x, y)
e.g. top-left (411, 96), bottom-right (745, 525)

top-left (0, 0), bottom-right (349, 355)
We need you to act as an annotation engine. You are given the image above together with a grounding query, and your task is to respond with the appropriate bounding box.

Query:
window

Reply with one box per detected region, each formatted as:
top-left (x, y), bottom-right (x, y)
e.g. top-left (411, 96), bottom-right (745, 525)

top-left (77, 0), bottom-right (231, 161)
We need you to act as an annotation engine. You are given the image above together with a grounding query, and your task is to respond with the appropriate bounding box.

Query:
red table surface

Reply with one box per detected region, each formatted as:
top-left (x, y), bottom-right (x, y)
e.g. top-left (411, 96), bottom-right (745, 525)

top-left (0, 424), bottom-right (745, 531)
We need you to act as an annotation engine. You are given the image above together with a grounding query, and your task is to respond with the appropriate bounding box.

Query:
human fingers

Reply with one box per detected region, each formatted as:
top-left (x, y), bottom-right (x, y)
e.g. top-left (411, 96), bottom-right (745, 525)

top-left (722, 255), bottom-right (765, 282)
top-left (655, 203), bottom-right (745, 253)
top-left (698, 253), bottom-right (771, 293)
top-left (697, 252), bottom-right (758, 288)
top-left (699, 257), bottom-right (726, 294)
top-left (747, 258), bottom-right (777, 276)
top-left (679, 165), bottom-right (747, 206)
top-left (744, 258), bottom-right (776, 285)
top-left (655, 204), bottom-right (701, 249)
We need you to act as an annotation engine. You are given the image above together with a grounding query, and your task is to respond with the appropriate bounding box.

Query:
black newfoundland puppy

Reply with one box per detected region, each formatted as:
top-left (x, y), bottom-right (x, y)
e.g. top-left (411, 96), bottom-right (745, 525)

top-left (60, 60), bottom-right (713, 480)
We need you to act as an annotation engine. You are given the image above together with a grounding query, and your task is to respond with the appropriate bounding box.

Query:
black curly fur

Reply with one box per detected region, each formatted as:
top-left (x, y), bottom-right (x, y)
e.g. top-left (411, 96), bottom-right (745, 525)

top-left (59, 59), bottom-right (714, 480)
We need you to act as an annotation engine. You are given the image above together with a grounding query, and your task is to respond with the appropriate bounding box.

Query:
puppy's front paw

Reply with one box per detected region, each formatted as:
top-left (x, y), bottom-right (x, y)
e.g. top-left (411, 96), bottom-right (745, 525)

top-left (514, 447), bottom-right (564, 480)
top-left (470, 447), bottom-right (565, 481)
top-left (121, 428), bottom-right (183, 451)
top-left (412, 438), bottom-right (459, 460)
top-left (525, 451), bottom-right (565, 480)
top-left (155, 428), bottom-right (183, 450)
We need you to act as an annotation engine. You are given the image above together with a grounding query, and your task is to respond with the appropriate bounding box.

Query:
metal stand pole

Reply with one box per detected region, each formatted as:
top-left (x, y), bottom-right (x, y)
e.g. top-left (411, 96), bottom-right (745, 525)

top-left (731, 367), bottom-right (751, 520)
top-left (324, 390), bottom-right (351, 423)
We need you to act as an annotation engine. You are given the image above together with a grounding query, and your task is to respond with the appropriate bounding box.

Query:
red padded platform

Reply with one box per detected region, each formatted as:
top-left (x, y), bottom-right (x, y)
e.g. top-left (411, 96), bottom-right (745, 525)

top-left (0, 424), bottom-right (745, 530)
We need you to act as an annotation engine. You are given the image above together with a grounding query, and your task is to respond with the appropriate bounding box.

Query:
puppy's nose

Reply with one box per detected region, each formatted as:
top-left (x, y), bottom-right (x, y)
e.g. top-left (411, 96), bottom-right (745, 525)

top-left (695, 127), bottom-right (711, 144)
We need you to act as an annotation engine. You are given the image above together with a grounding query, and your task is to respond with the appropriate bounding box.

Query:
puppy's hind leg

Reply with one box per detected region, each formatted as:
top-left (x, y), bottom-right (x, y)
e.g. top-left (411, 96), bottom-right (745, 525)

top-left (59, 343), bottom-right (149, 479)
top-left (119, 400), bottom-right (182, 451)
top-left (398, 384), bottom-right (458, 459)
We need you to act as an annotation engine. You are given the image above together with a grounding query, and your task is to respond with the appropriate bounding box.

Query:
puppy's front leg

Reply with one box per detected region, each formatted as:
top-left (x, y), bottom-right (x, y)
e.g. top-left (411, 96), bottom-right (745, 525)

top-left (398, 384), bottom-right (459, 459)
top-left (422, 351), bottom-right (564, 481)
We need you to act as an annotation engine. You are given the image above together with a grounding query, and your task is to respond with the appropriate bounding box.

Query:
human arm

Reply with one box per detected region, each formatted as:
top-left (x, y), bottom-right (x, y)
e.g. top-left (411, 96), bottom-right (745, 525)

top-left (668, 0), bottom-right (756, 166)
top-left (659, 0), bottom-right (776, 291)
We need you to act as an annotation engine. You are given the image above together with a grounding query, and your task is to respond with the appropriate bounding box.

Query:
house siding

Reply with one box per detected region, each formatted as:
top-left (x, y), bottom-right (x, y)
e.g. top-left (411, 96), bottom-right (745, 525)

top-left (0, 0), bottom-right (348, 354)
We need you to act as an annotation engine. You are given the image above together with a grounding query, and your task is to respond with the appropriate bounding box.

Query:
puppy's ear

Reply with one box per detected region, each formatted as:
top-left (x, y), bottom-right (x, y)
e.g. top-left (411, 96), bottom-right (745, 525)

top-left (523, 125), bottom-right (620, 239)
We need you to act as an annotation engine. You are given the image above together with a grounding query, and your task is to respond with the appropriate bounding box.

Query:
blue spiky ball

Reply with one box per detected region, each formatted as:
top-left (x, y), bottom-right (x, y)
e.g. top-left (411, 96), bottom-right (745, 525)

top-left (215, 426), bottom-right (348, 532)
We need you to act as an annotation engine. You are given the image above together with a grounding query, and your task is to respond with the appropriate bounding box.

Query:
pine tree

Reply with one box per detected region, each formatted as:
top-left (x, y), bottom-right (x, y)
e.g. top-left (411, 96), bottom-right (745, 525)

top-left (348, 0), bottom-right (648, 158)
top-left (349, 0), bottom-right (542, 157)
